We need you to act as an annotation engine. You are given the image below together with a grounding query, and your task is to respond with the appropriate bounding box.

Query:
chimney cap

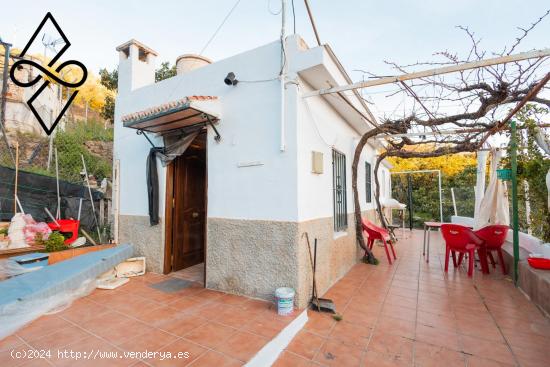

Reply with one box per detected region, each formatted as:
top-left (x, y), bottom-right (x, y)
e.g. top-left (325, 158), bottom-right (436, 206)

top-left (116, 39), bottom-right (158, 56)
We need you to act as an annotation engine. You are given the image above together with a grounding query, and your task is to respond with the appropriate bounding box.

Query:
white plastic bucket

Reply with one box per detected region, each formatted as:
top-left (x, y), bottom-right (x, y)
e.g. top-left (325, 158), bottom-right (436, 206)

top-left (275, 287), bottom-right (295, 316)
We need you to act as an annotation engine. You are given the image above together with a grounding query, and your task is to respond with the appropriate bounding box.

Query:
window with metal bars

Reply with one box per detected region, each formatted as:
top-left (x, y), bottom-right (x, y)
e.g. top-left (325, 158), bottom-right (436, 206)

top-left (332, 149), bottom-right (348, 231)
top-left (365, 162), bottom-right (372, 203)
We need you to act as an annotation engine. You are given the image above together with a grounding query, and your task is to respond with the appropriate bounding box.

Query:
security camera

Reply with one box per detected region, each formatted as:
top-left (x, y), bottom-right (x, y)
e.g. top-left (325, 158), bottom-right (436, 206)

top-left (224, 72), bottom-right (238, 86)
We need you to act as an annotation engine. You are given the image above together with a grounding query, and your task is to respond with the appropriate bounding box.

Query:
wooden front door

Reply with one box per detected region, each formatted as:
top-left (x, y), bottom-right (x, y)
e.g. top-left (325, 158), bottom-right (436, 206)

top-left (169, 135), bottom-right (206, 272)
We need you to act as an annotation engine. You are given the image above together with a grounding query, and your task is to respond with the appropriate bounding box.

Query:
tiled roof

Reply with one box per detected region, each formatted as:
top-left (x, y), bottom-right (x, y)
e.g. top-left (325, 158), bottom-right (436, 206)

top-left (121, 96), bottom-right (218, 123)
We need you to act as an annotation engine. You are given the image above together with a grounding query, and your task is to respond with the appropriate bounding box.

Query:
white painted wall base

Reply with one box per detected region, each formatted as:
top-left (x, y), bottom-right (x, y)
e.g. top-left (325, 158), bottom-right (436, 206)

top-left (245, 309), bottom-right (308, 367)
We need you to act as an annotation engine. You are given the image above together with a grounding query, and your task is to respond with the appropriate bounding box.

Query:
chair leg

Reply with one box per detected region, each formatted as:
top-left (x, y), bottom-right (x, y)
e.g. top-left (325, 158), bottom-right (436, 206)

top-left (478, 247), bottom-right (490, 274)
top-left (382, 239), bottom-right (392, 265)
top-left (457, 253), bottom-right (464, 266)
top-left (444, 245), bottom-right (450, 273)
top-left (389, 241), bottom-right (397, 260)
top-left (497, 248), bottom-right (506, 275)
top-left (451, 251), bottom-right (458, 267)
top-left (468, 249), bottom-right (474, 277)
top-left (488, 252), bottom-right (496, 268)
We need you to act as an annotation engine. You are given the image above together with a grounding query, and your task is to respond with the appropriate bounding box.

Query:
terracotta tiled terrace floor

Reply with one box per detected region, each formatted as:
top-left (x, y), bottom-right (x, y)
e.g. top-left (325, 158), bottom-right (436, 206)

top-left (275, 230), bottom-right (550, 367)
top-left (1, 273), bottom-right (298, 367)
top-left (2, 230), bottom-right (549, 367)
top-left (171, 263), bottom-right (205, 284)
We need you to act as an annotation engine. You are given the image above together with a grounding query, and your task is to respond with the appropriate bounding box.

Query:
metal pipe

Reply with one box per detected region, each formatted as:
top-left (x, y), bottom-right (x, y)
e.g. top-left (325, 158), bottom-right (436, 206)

top-left (44, 207), bottom-right (60, 226)
top-left (451, 187), bottom-right (457, 216)
top-left (14, 141), bottom-right (18, 214)
top-left (81, 154), bottom-right (102, 242)
top-left (510, 120), bottom-right (520, 285)
top-left (438, 170), bottom-right (443, 223)
top-left (303, 48), bottom-right (550, 97)
top-left (380, 123), bottom-right (550, 140)
top-left (77, 198), bottom-right (83, 221)
top-left (15, 196), bottom-right (24, 214)
top-left (55, 148), bottom-right (60, 219)
top-left (280, 0), bottom-right (287, 152)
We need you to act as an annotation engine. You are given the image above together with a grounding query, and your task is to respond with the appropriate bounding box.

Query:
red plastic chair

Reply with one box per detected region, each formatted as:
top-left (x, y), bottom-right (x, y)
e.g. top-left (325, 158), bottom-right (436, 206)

top-left (440, 224), bottom-right (485, 277)
top-left (474, 225), bottom-right (509, 274)
top-left (362, 219), bottom-right (397, 264)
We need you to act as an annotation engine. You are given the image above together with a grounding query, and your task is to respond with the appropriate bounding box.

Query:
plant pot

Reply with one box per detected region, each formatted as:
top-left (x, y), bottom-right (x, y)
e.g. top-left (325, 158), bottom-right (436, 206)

top-left (47, 244), bottom-right (116, 265)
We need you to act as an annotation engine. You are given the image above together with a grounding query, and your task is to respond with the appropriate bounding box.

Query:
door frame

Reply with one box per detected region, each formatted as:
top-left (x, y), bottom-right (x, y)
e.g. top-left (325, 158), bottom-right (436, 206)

top-left (163, 131), bottom-right (207, 284)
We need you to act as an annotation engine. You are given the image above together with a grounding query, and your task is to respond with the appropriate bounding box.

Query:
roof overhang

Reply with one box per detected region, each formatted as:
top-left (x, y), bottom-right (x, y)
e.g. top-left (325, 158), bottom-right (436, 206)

top-left (295, 45), bottom-right (378, 136)
top-left (122, 96), bottom-right (220, 134)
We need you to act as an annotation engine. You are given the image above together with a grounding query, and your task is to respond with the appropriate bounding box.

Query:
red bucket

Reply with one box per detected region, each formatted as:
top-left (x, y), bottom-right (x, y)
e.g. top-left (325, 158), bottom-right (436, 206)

top-left (47, 219), bottom-right (80, 244)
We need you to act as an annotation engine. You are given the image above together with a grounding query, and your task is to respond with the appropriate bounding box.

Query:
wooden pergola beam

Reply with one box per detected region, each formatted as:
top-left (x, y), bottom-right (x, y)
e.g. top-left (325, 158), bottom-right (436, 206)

top-left (303, 48), bottom-right (550, 97)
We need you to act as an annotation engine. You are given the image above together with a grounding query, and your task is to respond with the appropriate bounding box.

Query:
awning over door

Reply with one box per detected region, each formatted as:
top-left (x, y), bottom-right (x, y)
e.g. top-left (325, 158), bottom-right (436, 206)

top-left (122, 96), bottom-right (220, 134)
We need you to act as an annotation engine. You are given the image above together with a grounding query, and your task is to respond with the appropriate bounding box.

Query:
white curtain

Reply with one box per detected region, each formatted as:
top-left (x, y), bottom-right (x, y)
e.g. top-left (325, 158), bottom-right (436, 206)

top-left (474, 150), bottom-right (489, 218)
top-left (474, 149), bottom-right (510, 230)
top-left (533, 126), bottom-right (550, 210)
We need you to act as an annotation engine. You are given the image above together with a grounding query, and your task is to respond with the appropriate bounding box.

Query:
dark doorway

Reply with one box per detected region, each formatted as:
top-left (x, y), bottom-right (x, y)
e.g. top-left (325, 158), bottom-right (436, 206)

top-left (164, 133), bottom-right (206, 275)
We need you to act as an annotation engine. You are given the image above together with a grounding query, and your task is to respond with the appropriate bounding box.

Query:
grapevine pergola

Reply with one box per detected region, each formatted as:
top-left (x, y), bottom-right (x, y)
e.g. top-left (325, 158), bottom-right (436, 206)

top-left (303, 14), bottom-right (550, 265)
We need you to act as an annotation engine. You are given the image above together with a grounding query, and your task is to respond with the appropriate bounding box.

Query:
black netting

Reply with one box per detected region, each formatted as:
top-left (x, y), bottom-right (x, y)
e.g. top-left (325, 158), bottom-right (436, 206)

top-left (0, 166), bottom-right (103, 233)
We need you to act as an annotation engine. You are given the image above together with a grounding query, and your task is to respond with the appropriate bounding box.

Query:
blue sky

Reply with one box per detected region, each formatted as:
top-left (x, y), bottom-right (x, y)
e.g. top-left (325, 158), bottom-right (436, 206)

top-left (2, 0), bottom-right (549, 127)
top-left (3, 0), bottom-right (549, 76)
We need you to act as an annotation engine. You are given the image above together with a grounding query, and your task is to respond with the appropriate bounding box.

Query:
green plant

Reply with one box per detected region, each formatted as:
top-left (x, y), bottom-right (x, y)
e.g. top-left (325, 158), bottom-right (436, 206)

top-left (507, 105), bottom-right (550, 242)
top-left (44, 231), bottom-right (68, 252)
top-left (0, 227), bottom-right (7, 236)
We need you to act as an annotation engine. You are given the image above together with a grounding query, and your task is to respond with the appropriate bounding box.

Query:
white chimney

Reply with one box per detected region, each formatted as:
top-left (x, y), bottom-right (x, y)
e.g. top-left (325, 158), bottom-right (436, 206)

top-left (116, 39), bottom-right (157, 94)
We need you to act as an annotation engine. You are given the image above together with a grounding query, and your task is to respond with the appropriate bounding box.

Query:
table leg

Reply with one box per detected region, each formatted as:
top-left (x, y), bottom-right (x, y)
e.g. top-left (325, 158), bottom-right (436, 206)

top-left (423, 224), bottom-right (427, 256)
top-left (426, 227), bottom-right (431, 263)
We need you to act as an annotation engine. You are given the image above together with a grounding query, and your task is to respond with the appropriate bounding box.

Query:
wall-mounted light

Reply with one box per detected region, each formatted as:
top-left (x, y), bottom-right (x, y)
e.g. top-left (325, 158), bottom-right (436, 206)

top-left (224, 72), bottom-right (238, 86)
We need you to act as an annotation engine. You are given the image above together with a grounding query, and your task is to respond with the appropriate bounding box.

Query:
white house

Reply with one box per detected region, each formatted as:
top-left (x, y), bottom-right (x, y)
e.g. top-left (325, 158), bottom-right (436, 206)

top-left (2, 52), bottom-right (64, 135)
top-left (113, 35), bottom-right (392, 307)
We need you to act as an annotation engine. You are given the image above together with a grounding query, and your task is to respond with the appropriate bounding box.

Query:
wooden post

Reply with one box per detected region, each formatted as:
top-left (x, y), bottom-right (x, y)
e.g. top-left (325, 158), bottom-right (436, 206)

top-left (14, 141), bottom-right (19, 214)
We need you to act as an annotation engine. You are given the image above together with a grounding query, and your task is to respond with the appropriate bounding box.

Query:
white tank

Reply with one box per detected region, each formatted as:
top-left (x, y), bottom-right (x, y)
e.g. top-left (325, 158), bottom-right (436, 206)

top-left (175, 54), bottom-right (212, 75)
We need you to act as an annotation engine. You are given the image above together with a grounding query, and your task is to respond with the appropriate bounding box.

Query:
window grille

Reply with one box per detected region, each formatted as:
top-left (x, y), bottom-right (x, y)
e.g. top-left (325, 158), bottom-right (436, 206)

top-left (332, 149), bottom-right (348, 231)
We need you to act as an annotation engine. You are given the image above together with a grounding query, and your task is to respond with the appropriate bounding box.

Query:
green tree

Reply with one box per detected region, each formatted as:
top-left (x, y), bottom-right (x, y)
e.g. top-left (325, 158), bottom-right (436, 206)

top-left (509, 105), bottom-right (550, 242)
top-left (99, 68), bottom-right (118, 91)
top-left (101, 96), bottom-right (116, 123)
top-left (97, 62), bottom-right (176, 122)
top-left (155, 62), bottom-right (177, 82)
top-left (99, 68), bottom-right (118, 123)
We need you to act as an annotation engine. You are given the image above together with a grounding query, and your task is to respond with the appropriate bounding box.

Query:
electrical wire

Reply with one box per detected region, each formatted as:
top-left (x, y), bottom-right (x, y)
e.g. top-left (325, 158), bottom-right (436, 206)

top-left (303, 93), bottom-right (335, 147)
top-left (165, 0), bottom-right (243, 100)
top-left (267, 0), bottom-right (282, 15)
top-left (199, 0), bottom-right (243, 56)
top-left (291, 0), bottom-right (296, 34)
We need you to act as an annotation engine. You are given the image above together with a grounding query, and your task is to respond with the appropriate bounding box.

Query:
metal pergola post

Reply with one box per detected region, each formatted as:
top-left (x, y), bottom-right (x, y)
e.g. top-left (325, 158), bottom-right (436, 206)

top-left (303, 48), bottom-right (550, 97)
top-left (407, 174), bottom-right (413, 230)
top-left (510, 119), bottom-right (520, 285)
top-left (391, 169), bottom-right (444, 223)
top-left (438, 170), bottom-right (443, 223)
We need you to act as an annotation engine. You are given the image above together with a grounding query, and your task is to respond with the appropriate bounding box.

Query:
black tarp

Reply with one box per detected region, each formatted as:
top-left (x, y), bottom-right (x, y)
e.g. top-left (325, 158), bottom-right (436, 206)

top-left (0, 166), bottom-right (103, 233)
top-left (147, 148), bottom-right (161, 226)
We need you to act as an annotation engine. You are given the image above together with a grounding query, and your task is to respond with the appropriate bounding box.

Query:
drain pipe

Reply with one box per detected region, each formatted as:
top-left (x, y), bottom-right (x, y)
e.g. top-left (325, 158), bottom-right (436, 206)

top-left (280, 0), bottom-right (287, 152)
